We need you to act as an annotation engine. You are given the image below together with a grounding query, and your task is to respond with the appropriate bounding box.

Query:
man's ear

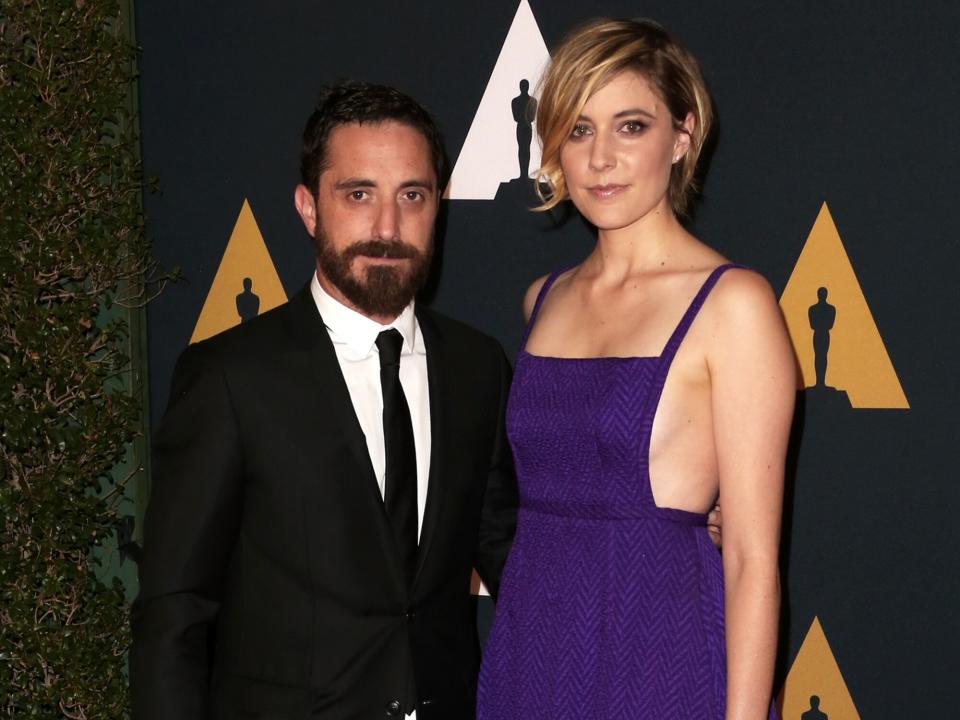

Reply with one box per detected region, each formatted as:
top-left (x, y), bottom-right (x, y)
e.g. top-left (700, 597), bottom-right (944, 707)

top-left (294, 184), bottom-right (318, 237)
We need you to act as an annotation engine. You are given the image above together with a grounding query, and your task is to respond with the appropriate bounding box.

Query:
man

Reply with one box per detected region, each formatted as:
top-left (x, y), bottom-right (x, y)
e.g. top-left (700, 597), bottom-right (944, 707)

top-left (131, 81), bottom-right (518, 720)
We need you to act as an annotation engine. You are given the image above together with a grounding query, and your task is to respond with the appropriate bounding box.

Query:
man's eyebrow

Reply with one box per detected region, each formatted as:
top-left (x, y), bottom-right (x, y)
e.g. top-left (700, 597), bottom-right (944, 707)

top-left (332, 178), bottom-right (436, 191)
top-left (333, 178), bottom-right (377, 190)
top-left (401, 178), bottom-right (436, 192)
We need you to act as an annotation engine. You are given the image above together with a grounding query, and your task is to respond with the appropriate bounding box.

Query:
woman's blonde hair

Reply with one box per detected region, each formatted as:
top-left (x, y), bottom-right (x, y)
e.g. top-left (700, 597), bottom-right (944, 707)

top-left (535, 18), bottom-right (713, 216)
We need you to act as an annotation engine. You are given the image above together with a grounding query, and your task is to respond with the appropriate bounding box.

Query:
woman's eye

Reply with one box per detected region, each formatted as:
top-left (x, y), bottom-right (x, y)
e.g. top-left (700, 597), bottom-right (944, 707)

top-left (621, 120), bottom-right (648, 134)
top-left (570, 123), bottom-right (591, 138)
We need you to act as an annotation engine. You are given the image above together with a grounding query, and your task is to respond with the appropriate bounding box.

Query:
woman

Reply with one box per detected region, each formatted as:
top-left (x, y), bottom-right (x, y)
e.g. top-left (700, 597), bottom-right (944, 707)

top-left (477, 18), bottom-right (795, 720)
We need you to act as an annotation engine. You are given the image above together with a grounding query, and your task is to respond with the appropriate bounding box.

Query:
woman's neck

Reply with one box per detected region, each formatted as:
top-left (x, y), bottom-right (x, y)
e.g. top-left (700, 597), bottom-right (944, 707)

top-left (586, 205), bottom-right (692, 281)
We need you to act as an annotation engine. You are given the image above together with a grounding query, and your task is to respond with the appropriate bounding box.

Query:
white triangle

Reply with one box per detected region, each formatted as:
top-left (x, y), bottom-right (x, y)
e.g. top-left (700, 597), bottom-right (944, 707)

top-left (444, 0), bottom-right (550, 200)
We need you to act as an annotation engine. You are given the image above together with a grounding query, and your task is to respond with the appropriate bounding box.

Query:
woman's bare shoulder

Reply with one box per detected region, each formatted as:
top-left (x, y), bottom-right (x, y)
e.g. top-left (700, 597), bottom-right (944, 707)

top-left (709, 266), bottom-right (780, 322)
top-left (705, 266), bottom-right (794, 369)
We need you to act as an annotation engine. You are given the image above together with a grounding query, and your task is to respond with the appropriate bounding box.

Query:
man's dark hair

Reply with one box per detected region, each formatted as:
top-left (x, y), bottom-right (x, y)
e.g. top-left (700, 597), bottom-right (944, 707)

top-left (300, 80), bottom-right (447, 195)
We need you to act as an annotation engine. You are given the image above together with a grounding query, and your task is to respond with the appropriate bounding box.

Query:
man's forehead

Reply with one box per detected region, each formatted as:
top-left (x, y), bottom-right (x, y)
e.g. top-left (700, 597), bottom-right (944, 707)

top-left (322, 121), bottom-right (435, 185)
top-left (327, 121), bottom-right (430, 156)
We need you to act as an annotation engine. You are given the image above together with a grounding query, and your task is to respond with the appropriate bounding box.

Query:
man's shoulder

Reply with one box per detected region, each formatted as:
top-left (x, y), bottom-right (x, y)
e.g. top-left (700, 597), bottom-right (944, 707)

top-left (187, 287), bottom-right (311, 362)
top-left (416, 305), bottom-right (505, 356)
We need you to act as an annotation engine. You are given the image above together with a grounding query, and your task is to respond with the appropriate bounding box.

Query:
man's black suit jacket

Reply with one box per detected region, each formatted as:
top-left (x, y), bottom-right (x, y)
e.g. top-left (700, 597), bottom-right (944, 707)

top-left (130, 286), bottom-right (518, 720)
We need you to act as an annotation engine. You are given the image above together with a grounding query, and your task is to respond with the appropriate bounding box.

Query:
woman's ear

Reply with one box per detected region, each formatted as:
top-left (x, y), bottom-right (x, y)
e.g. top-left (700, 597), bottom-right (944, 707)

top-left (673, 112), bottom-right (696, 163)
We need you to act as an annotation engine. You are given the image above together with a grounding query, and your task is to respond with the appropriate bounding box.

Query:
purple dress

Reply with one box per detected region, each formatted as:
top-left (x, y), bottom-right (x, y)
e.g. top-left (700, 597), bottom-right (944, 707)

top-left (478, 264), bottom-right (776, 719)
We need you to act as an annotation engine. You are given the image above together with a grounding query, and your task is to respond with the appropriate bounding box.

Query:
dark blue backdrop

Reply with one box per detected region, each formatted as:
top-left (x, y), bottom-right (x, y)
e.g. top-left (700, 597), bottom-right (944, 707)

top-left (135, 2), bottom-right (960, 716)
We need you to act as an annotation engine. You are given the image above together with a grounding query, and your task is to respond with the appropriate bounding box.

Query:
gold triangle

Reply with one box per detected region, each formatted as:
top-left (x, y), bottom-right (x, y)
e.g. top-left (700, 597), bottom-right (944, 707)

top-left (190, 199), bottom-right (288, 344)
top-left (778, 616), bottom-right (861, 720)
top-left (779, 202), bottom-right (908, 408)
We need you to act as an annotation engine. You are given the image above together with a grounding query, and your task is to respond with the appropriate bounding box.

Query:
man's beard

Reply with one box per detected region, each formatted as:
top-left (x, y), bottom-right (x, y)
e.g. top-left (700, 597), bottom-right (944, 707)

top-left (315, 231), bottom-right (433, 319)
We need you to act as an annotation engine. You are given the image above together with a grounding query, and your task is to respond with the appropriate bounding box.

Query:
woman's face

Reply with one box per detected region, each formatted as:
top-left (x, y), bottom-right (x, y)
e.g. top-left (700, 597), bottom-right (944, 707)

top-left (559, 71), bottom-right (692, 232)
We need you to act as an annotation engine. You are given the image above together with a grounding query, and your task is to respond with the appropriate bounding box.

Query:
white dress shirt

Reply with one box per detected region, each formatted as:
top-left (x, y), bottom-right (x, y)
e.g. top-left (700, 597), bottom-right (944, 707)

top-left (310, 273), bottom-right (431, 539)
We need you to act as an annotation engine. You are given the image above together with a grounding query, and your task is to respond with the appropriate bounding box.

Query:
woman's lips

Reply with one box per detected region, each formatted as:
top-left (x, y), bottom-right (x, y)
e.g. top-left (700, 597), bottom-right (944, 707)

top-left (587, 184), bottom-right (628, 199)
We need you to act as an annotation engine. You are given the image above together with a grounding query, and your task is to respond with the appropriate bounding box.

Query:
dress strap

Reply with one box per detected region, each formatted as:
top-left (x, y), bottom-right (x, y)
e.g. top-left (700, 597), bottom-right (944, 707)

top-left (658, 263), bottom-right (745, 366)
top-left (517, 268), bottom-right (568, 353)
top-left (637, 263), bottom-right (748, 494)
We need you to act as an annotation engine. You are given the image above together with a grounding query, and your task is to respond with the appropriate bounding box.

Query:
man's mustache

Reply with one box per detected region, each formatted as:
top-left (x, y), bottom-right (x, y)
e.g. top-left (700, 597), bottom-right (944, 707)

top-left (344, 240), bottom-right (420, 260)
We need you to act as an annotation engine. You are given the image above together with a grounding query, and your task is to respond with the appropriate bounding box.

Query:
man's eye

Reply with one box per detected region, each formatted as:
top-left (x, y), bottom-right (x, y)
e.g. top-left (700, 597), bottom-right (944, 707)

top-left (403, 191), bottom-right (424, 202)
top-left (349, 190), bottom-right (368, 200)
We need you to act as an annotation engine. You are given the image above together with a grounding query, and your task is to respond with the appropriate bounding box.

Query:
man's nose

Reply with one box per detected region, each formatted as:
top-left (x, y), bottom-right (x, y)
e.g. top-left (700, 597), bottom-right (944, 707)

top-left (373, 200), bottom-right (400, 241)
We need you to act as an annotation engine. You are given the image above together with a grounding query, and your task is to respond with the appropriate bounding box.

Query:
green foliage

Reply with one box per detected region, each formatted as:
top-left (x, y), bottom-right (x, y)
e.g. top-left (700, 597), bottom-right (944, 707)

top-left (0, 1), bottom-right (152, 716)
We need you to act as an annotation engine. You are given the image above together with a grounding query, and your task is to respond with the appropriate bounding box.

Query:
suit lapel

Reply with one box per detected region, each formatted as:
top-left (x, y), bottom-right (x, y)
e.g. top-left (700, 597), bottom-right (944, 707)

top-left (286, 286), bottom-right (444, 594)
top-left (413, 307), bottom-right (447, 587)
top-left (284, 287), bottom-right (402, 588)
top-left (287, 288), bottom-right (382, 496)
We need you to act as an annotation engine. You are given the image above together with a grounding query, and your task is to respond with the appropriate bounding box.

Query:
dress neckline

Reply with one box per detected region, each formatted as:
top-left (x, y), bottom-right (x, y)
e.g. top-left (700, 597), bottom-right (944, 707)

top-left (517, 263), bottom-right (744, 360)
top-left (518, 348), bottom-right (659, 362)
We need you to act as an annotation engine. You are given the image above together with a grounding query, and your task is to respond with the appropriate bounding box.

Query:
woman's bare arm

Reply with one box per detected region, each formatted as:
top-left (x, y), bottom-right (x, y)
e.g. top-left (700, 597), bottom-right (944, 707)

top-left (708, 269), bottom-right (796, 720)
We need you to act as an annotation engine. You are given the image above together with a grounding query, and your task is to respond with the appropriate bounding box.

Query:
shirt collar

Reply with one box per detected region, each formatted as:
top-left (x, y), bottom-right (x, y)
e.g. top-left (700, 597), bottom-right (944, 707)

top-left (310, 272), bottom-right (421, 357)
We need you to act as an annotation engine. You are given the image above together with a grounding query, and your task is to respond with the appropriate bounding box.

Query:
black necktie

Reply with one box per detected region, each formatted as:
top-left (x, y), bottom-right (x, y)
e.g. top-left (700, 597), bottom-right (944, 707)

top-left (375, 329), bottom-right (418, 587)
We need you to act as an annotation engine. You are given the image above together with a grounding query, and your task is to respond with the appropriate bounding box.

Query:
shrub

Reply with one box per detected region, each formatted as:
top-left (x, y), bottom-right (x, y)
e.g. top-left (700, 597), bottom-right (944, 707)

top-left (1, 1), bottom-right (154, 716)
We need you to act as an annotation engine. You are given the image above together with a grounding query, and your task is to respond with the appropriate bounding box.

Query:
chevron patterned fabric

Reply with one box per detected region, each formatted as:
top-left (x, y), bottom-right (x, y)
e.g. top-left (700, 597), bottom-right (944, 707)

top-left (477, 264), bottom-right (777, 719)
